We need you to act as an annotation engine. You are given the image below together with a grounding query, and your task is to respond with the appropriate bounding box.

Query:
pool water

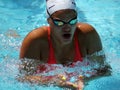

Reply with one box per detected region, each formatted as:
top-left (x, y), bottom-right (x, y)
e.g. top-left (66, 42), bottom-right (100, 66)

top-left (0, 0), bottom-right (120, 90)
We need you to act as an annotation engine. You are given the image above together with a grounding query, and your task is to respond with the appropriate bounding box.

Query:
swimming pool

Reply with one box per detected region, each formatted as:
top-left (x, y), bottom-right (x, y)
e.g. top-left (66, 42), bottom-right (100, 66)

top-left (0, 0), bottom-right (120, 90)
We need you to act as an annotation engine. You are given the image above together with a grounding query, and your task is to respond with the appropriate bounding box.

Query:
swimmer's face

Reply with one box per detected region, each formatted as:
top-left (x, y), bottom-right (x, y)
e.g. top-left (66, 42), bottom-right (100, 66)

top-left (48, 9), bottom-right (77, 44)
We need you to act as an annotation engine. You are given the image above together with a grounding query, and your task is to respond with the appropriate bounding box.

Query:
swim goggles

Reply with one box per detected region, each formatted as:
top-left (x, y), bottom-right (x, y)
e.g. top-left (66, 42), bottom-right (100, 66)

top-left (51, 17), bottom-right (77, 26)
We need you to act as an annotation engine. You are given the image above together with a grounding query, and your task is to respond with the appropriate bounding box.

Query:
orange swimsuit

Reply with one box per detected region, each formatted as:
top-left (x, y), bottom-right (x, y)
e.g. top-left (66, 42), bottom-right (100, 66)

top-left (47, 27), bottom-right (83, 64)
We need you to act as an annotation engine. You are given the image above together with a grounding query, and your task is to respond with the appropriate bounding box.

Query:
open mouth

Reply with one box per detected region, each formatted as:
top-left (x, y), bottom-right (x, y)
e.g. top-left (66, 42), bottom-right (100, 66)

top-left (62, 34), bottom-right (71, 39)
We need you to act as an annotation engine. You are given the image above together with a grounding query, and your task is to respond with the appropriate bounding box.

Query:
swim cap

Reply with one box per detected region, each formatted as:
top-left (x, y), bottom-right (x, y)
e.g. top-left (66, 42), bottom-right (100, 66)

top-left (46, 0), bottom-right (76, 17)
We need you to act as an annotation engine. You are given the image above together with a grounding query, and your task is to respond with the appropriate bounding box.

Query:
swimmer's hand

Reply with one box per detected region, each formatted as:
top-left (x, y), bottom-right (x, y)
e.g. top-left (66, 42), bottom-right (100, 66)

top-left (58, 75), bottom-right (84, 90)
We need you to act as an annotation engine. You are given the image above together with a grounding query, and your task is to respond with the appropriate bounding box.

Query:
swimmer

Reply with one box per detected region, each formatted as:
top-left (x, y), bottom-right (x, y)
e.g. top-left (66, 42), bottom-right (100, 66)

top-left (19, 0), bottom-right (111, 89)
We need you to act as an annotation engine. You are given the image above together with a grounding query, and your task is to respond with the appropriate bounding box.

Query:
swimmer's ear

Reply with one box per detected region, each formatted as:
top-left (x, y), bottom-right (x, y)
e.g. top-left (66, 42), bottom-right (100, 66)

top-left (47, 18), bottom-right (50, 23)
top-left (47, 18), bottom-right (52, 24)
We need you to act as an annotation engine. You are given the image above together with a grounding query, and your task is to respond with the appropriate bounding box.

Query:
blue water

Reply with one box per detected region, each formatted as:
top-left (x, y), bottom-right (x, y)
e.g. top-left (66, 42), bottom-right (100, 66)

top-left (0, 0), bottom-right (120, 90)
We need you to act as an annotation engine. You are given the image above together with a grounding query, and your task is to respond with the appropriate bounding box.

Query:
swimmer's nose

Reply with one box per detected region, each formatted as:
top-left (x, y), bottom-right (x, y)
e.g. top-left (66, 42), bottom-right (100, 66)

top-left (62, 24), bottom-right (71, 32)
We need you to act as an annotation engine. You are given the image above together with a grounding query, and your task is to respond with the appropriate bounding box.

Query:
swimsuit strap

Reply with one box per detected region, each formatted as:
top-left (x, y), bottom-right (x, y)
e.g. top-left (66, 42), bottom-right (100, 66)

top-left (74, 32), bottom-right (83, 62)
top-left (47, 27), bottom-right (82, 64)
top-left (47, 27), bottom-right (57, 64)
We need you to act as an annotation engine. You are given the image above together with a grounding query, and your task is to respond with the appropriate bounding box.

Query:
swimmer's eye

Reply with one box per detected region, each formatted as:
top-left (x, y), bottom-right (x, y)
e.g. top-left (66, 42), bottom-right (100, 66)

top-left (53, 20), bottom-right (64, 26)
top-left (69, 19), bottom-right (77, 25)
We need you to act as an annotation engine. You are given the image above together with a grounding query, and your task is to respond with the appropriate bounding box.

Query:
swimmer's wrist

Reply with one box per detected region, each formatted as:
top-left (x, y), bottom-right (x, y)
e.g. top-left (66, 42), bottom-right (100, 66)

top-left (59, 80), bottom-right (66, 86)
top-left (57, 75), bottom-right (67, 86)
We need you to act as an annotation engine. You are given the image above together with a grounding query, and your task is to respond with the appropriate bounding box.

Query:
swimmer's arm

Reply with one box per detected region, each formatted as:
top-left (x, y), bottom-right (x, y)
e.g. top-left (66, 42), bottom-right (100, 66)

top-left (88, 51), bottom-right (111, 74)
top-left (17, 75), bottom-right (83, 89)
top-left (84, 51), bottom-right (112, 82)
top-left (79, 23), bottom-right (112, 73)
top-left (17, 75), bottom-right (59, 85)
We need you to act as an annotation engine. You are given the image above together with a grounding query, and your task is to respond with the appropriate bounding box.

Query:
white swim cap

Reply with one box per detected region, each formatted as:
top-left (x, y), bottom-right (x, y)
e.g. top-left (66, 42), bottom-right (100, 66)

top-left (46, 0), bottom-right (76, 17)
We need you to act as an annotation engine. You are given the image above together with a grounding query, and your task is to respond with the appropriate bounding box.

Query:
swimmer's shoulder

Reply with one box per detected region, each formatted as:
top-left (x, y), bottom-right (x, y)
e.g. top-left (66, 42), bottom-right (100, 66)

top-left (23, 26), bottom-right (49, 42)
top-left (20, 26), bottom-right (49, 59)
top-left (76, 23), bottom-right (96, 33)
top-left (76, 23), bottom-right (100, 39)
top-left (26, 26), bottom-right (48, 39)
